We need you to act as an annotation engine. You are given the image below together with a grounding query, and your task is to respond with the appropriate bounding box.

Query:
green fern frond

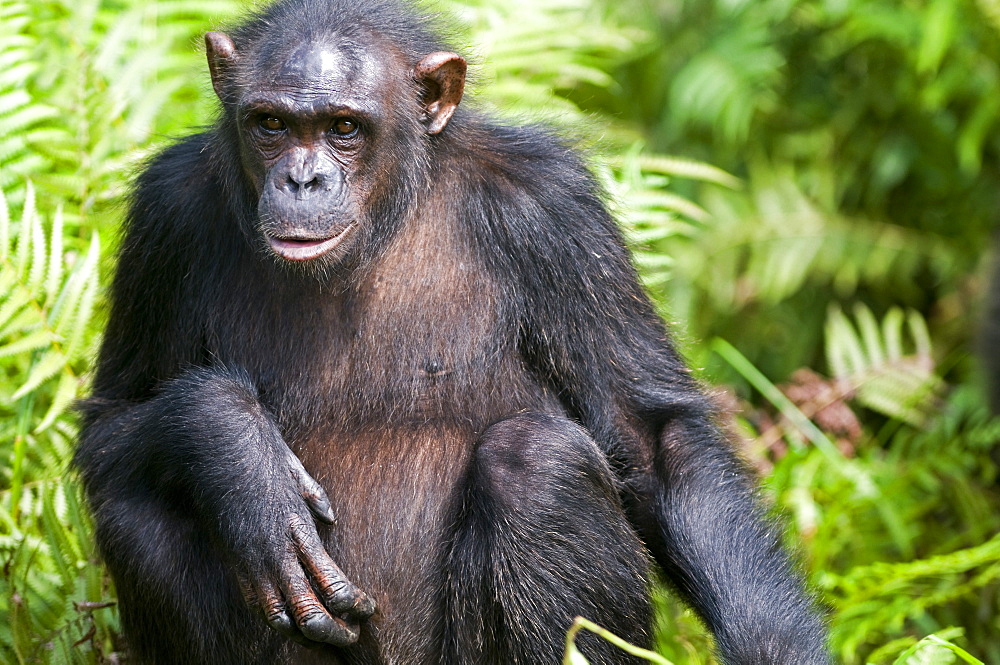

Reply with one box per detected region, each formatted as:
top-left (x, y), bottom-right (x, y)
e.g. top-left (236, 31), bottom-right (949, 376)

top-left (0, 1), bottom-right (59, 193)
top-left (0, 184), bottom-right (100, 431)
top-left (826, 534), bottom-right (1000, 660)
top-left (442, 0), bottom-right (643, 122)
top-left (825, 304), bottom-right (941, 426)
top-left (667, 23), bottom-right (784, 146)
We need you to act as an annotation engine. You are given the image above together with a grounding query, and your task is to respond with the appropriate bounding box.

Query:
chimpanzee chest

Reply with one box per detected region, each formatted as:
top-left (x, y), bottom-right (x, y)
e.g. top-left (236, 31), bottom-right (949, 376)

top-left (284, 347), bottom-right (553, 664)
top-left (210, 258), bottom-right (560, 663)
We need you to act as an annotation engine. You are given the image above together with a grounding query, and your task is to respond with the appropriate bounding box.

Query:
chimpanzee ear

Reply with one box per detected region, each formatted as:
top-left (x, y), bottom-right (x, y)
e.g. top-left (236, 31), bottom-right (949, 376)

top-left (414, 52), bottom-right (466, 135)
top-left (205, 32), bottom-right (238, 102)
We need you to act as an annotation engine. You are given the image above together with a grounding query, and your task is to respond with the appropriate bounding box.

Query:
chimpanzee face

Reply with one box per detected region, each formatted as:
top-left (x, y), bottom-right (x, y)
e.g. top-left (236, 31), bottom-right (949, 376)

top-left (236, 42), bottom-right (384, 262)
top-left (206, 32), bottom-right (466, 266)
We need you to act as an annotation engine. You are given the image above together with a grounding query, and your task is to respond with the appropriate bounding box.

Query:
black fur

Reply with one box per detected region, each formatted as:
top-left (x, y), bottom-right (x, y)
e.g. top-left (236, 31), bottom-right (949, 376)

top-left (75, 1), bottom-right (830, 663)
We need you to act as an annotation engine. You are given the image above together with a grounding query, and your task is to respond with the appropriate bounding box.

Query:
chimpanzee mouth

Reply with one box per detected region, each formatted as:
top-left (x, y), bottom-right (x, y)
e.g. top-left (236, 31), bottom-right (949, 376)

top-left (267, 224), bottom-right (356, 261)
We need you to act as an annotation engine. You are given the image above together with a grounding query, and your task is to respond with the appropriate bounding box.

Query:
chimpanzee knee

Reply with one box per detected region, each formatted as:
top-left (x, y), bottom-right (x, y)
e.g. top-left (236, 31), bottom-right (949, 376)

top-left (444, 413), bottom-right (651, 665)
top-left (473, 413), bottom-right (622, 508)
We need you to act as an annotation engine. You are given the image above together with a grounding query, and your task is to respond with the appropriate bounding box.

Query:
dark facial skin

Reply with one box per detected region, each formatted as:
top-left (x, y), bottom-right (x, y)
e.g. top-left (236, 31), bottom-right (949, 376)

top-left (206, 32), bottom-right (466, 264)
top-left (241, 43), bottom-right (378, 261)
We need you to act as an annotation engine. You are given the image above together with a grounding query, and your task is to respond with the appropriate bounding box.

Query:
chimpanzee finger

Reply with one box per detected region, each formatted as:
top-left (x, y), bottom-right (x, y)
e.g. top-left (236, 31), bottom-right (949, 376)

top-left (239, 569), bottom-right (312, 647)
top-left (280, 554), bottom-right (360, 645)
top-left (290, 518), bottom-right (376, 619)
top-left (284, 448), bottom-right (336, 525)
top-left (258, 580), bottom-right (305, 643)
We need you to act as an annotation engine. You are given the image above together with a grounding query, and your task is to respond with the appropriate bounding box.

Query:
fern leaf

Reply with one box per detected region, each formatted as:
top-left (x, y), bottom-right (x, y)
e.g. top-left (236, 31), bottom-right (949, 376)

top-left (13, 181), bottom-right (34, 279)
top-left (27, 185), bottom-right (46, 292)
top-left (0, 329), bottom-right (54, 359)
top-left (633, 154), bottom-right (742, 189)
top-left (824, 305), bottom-right (940, 426)
top-left (53, 231), bottom-right (100, 343)
top-left (882, 307), bottom-right (905, 359)
top-left (0, 283), bottom-right (31, 331)
top-left (826, 307), bottom-right (867, 377)
top-left (0, 302), bottom-right (38, 340)
top-left (63, 235), bottom-right (100, 360)
top-left (11, 350), bottom-right (68, 400)
top-left (41, 482), bottom-right (75, 586)
top-left (854, 304), bottom-right (885, 368)
top-left (907, 309), bottom-right (932, 356)
top-left (0, 185), bottom-right (8, 259)
top-left (35, 372), bottom-right (80, 433)
top-left (44, 204), bottom-right (64, 302)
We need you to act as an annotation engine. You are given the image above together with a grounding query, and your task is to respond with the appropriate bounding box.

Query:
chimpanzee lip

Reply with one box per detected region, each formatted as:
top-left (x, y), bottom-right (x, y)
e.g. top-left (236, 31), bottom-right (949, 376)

top-left (267, 224), bottom-right (356, 261)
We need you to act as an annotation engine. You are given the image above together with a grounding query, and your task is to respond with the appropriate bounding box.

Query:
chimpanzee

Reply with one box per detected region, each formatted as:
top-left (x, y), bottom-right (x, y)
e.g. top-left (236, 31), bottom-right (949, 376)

top-left (75, 0), bottom-right (830, 663)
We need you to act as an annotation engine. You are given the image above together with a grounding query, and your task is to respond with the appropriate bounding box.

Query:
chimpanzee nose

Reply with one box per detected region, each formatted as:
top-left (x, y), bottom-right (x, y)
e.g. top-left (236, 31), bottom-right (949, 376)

top-left (282, 171), bottom-right (323, 198)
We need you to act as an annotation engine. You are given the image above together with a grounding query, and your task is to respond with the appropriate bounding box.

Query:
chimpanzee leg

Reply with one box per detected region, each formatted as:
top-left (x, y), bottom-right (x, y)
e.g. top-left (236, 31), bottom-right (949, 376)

top-left (444, 413), bottom-right (651, 665)
top-left (96, 498), bottom-right (286, 664)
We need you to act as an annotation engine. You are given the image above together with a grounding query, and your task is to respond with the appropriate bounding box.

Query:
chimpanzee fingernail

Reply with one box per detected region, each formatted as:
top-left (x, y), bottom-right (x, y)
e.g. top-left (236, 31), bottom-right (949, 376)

top-left (308, 494), bottom-right (336, 524)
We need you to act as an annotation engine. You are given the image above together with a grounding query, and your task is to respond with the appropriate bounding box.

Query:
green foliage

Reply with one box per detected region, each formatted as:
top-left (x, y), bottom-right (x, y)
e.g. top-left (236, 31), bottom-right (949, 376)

top-left (441, 0), bottom-right (643, 123)
top-left (0, 182), bottom-right (114, 663)
top-left (2, 0), bottom-right (242, 227)
top-left (0, 2), bottom-right (53, 189)
top-left (590, 0), bottom-right (1000, 383)
top-left (824, 304), bottom-right (941, 427)
top-left (887, 629), bottom-right (985, 665)
top-left (0, 1), bottom-right (244, 661)
top-left (761, 384), bottom-right (1000, 663)
top-left (0, 184), bottom-right (100, 433)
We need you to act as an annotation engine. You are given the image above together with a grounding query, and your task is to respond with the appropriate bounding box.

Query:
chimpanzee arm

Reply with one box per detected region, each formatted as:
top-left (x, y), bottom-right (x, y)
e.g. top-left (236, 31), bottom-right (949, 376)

top-left (78, 369), bottom-right (373, 647)
top-left (471, 127), bottom-right (829, 664)
top-left (75, 136), bottom-right (373, 660)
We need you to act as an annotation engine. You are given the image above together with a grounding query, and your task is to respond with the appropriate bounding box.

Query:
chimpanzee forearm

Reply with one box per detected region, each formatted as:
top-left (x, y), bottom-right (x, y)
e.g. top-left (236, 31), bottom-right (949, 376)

top-left (637, 416), bottom-right (828, 665)
top-left (76, 366), bottom-right (373, 656)
top-left (79, 368), bottom-right (316, 541)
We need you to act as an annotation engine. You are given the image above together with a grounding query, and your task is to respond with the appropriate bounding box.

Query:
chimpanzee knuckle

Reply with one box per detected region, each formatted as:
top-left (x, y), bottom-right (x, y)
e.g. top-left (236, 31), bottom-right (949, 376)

top-left (327, 616), bottom-right (363, 646)
top-left (315, 576), bottom-right (356, 610)
top-left (320, 582), bottom-right (376, 619)
top-left (290, 599), bottom-right (352, 645)
top-left (301, 488), bottom-right (336, 525)
top-left (303, 613), bottom-right (360, 647)
top-left (315, 573), bottom-right (348, 596)
top-left (264, 602), bottom-right (294, 636)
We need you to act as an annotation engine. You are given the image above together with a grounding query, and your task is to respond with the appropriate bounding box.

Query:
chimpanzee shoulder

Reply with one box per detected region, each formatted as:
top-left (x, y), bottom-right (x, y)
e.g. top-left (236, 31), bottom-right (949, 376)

top-left (96, 133), bottom-right (242, 401)
top-left (440, 115), bottom-right (632, 267)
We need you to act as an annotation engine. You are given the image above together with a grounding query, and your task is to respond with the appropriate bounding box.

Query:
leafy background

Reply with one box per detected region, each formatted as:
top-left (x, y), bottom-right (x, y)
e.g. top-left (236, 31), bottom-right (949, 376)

top-left (1, 0), bottom-right (999, 663)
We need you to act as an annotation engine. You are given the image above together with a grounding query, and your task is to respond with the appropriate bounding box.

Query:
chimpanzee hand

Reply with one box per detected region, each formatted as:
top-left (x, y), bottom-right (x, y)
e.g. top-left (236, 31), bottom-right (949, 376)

top-left (235, 448), bottom-right (376, 646)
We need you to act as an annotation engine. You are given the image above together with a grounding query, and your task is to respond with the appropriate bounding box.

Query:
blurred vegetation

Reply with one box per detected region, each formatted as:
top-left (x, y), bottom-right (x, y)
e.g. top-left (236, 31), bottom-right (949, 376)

top-left (1, 0), bottom-right (998, 663)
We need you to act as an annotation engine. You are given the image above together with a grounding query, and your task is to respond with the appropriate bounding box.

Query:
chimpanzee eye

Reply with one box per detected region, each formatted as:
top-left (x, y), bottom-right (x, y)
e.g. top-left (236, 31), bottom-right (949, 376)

top-left (331, 118), bottom-right (359, 137)
top-left (258, 116), bottom-right (285, 133)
